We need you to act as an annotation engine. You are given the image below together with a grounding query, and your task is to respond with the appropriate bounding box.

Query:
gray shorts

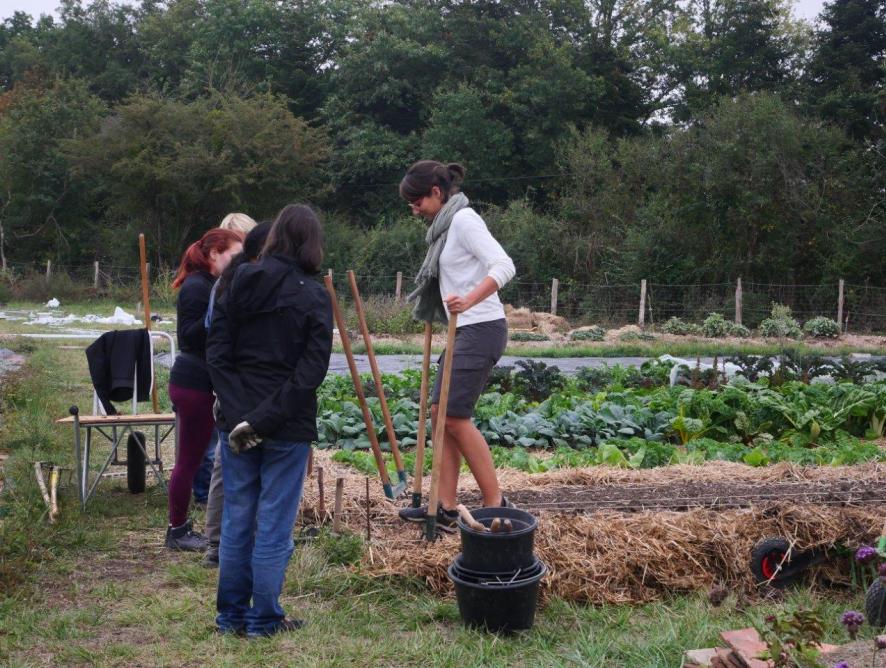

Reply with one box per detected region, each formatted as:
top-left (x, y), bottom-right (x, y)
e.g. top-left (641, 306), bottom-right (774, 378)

top-left (431, 318), bottom-right (508, 418)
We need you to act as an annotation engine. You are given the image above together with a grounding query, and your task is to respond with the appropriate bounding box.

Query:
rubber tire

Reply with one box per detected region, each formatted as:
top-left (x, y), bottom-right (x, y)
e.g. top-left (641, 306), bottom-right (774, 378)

top-left (126, 431), bottom-right (146, 494)
top-left (865, 578), bottom-right (886, 628)
top-left (751, 537), bottom-right (802, 588)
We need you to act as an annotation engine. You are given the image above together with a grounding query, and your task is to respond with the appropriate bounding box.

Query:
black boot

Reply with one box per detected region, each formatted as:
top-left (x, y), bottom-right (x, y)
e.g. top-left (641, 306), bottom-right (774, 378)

top-left (201, 543), bottom-right (219, 567)
top-left (165, 519), bottom-right (208, 552)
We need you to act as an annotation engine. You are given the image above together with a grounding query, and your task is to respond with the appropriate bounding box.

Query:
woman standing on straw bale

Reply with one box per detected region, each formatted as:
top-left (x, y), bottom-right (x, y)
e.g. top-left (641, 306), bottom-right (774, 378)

top-left (397, 160), bottom-right (516, 531)
top-left (207, 204), bottom-right (332, 637)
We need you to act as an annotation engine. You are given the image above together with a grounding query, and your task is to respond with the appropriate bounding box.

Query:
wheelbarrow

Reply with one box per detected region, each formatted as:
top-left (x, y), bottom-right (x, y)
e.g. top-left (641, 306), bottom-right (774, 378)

top-left (751, 519), bottom-right (886, 627)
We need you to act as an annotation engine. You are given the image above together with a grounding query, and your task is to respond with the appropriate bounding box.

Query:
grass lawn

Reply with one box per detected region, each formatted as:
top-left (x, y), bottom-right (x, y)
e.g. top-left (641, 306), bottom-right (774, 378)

top-left (0, 341), bottom-right (879, 667)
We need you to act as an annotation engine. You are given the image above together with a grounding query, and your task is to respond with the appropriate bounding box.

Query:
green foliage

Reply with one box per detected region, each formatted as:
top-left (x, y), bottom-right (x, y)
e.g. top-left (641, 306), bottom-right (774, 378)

top-left (317, 362), bottom-right (886, 471)
top-left (509, 331), bottom-right (549, 342)
top-left (346, 295), bottom-right (424, 336)
top-left (758, 607), bottom-right (827, 668)
top-left (662, 317), bottom-right (703, 336)
top-left (315, 528), bottom-right (364, 566)
top-left (64, 90), bottom-right (329, 261)
top-left (619, 331), bottom-right (655, 342)
top-left (803, 316), bottom-right (841, 338)
top-left (0, 0), bottom-right (883, 304)
top-left (702, 313), bottom-right (731, 338)
top-left (514, 360), bottom-right (565, 402)
top-left (570, 327), bottom-right (606, 341)
top-left (759, 304), bottom-right (803, 339)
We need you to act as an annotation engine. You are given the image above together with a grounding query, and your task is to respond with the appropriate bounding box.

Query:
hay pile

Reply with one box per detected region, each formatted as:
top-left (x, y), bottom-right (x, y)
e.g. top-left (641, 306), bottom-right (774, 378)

top-left (301, 451), bottom-right (886, 605)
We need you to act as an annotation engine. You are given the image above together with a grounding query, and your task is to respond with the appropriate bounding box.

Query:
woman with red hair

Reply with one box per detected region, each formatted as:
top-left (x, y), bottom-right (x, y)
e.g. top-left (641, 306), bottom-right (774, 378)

top-left (166, 228), bottom-right (243, 551)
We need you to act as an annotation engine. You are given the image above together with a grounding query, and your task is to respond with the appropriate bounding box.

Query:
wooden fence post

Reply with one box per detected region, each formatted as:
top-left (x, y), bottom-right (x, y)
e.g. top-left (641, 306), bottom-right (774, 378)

top-left (550, 278), bottom-right (559, 316)
top-left (395, 271), bottom-right (403, 302)
top-left (333, 478), bottom-right (345, 534)
top-left (145, 263), bottom-right (150, 281)
top-left (638, 279), bottom-right (647, 327)
top-left (93, 261), bottom-right (100, 289)
top-left (837, 279), bottom-right (845, 331)
top-left (735, 277), bottom-right (743, 326)
top-left (45, 260), bottom-right (51, 283)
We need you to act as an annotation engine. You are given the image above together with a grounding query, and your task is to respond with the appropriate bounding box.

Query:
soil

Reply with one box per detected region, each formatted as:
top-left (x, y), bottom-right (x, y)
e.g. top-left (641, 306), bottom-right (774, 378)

top-left (459, 477), bottom-right (886, 513)
top-left (823, 638), bottom-right (886, 667)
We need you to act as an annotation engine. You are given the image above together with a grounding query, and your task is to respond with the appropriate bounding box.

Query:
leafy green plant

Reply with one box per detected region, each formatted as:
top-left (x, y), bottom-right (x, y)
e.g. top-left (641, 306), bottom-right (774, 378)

top-left (759, 303), bottom-right (802, 339)
top-left (661, 317), bottom-right (702, 336)
top-left (514, 359), bottom-right (565, 402)
top-left (570, 326), bottom-right (605, 341)
top-left (729, 322), bottom-right (751, 337)
top-left (668, 405), bottom-right (707, 445)
top-left (803, 316), bottom-right (840, 338)
top-left (758, 607), bottom-right (827, 668)
top-left (484, 365), bottom-right (515, 393)
top-left (510, 331), bottom-right (549, 342)
top-left (619, 331), bottom-right (655, 342)
top-left (702, 312), bottom-right (731, 338)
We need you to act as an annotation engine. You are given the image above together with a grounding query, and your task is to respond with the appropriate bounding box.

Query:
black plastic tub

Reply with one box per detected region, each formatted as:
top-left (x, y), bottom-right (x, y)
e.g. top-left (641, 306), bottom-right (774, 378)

top-left (457, 507), bottom-right (538, 573)
top-left (451, 553), bottom-right (544, 582)
top-left (447, 558), bottom-right (547, 632)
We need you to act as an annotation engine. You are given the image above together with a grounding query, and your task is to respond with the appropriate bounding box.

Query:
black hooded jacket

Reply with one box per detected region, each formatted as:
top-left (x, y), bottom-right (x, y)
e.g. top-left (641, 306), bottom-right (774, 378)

top-left (206, 254), bottom-right (333, 443)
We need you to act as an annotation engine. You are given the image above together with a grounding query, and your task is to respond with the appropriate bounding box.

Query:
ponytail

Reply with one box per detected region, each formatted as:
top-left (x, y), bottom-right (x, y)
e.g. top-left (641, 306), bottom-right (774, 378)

top-left (399, 160), bottom-right (466, 203)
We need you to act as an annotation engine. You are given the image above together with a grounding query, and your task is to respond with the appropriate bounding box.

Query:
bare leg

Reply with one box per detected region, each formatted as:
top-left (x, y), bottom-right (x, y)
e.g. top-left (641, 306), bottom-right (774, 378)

top-left (442, 413), bottom-right (502, 507)
top-left (433, 404), bottom-right (463, 510)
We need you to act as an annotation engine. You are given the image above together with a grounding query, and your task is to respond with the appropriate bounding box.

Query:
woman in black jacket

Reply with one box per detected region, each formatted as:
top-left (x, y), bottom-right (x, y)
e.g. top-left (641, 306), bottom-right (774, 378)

top-left (206, 204), bottom-right (332, 638)
top-left (166, 228), bottom-right (243, 551)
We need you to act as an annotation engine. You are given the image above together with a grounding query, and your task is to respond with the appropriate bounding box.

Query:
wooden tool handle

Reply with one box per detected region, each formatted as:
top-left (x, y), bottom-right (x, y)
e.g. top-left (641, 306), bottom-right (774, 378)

top-left (139, 233), bottom-right (159, 413)
top-left (324, 275), bottom-right (391, 487)
top-left (427, 313), bottom-right (458, 521)
top-left (456, 504), bottom-right (487, 532)
top-left (347, 270), bottom-right (404, 473)
top-left (412, 322), bottom-right (433, 499)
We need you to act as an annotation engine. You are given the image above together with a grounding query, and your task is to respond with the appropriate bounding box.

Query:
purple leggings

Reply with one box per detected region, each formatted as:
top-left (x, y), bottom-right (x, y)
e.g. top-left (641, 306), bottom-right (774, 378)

top-left (168, 383), bottom-right (215, 527)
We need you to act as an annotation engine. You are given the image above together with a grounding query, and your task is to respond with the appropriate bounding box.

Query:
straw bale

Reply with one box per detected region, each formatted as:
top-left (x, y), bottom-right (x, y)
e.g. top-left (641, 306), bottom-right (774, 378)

top-left (302, 451), bottom-right (886, 605)
top-left (505, 305), bottom-right (533, 329)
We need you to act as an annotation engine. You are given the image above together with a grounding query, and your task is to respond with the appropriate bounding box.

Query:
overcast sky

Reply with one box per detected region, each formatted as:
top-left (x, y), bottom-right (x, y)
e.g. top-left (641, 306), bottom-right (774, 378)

top-left (1, 0), bottom-right (829, 24)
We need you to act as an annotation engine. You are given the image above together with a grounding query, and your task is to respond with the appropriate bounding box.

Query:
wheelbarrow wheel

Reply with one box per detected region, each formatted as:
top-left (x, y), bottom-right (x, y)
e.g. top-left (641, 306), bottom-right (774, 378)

top-left (865, 578), bottom-right (886, 628)
top-left (751, 537), bottom-right (802, 588)
top-left (126, 431), bottom-right (146, 494)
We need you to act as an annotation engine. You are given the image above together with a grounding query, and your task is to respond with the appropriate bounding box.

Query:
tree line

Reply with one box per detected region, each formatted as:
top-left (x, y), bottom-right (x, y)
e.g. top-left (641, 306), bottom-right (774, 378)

top-left (0, 0), bottom-right (883, 292)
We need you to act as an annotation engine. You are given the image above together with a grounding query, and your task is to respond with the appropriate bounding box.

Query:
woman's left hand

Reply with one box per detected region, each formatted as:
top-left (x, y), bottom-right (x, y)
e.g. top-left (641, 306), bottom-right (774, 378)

top-left (444, 294), bottom-right (473, 314)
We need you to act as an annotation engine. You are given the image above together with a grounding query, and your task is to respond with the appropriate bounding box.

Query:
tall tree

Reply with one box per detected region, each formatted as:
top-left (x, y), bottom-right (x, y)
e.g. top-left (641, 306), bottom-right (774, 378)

top-left (65, 91), bottom-right (329, 263)
top-left (805, 0), bottom-right (886, 142)
top-left (0, 78), bottom-right (106, 267)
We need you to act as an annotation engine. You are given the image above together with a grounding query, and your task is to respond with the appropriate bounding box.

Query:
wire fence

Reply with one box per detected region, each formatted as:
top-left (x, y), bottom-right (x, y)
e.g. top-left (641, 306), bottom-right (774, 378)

top-left (4, 261), bottom-right (886, 333)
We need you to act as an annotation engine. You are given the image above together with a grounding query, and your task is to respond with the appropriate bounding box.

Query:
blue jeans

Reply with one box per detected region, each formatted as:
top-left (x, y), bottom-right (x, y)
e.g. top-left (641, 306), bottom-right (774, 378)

top-left (192, 429), bottom-right (218, 504)
top-left (216, 432), bottom-right (310, 635)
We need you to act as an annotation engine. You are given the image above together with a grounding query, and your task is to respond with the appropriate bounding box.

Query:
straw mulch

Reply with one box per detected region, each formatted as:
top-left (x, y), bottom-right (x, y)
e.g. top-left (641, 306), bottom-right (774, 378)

top-left (301, 451), bottom-right (886, 605)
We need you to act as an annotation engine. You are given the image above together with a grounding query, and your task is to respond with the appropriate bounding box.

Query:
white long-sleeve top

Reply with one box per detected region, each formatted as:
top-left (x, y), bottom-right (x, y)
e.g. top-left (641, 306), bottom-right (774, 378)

top-left (438, 207), bottom-right (516, 327)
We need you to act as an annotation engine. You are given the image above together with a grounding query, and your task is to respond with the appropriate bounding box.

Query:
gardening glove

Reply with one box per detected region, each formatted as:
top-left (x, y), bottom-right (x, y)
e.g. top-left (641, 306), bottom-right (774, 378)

top-left (229, 421), bottom-right (261, 454)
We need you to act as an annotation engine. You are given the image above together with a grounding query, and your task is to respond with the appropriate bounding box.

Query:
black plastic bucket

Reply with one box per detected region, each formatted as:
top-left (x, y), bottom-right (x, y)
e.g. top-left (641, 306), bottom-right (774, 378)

top-left (457, 507), bottom-right (538, 572)
top-left (448, 557), bottom-right (547, 632)
top-left (451, 553), bottom-right (543, 582)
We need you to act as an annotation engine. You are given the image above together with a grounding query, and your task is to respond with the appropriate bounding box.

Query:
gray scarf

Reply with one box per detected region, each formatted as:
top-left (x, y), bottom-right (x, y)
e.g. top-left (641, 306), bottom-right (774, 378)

top-left (407, 192), bottom-right (469, 324)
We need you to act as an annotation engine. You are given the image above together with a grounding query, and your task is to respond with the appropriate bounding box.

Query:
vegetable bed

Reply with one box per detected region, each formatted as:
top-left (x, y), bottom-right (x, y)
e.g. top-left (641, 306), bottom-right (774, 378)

top-left (317, 358), bottom-right (886, 469)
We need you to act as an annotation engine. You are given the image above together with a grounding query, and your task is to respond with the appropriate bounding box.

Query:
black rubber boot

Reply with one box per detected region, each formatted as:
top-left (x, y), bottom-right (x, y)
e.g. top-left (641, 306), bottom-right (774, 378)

top-left (165, 519), bottom-right (208, 552)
